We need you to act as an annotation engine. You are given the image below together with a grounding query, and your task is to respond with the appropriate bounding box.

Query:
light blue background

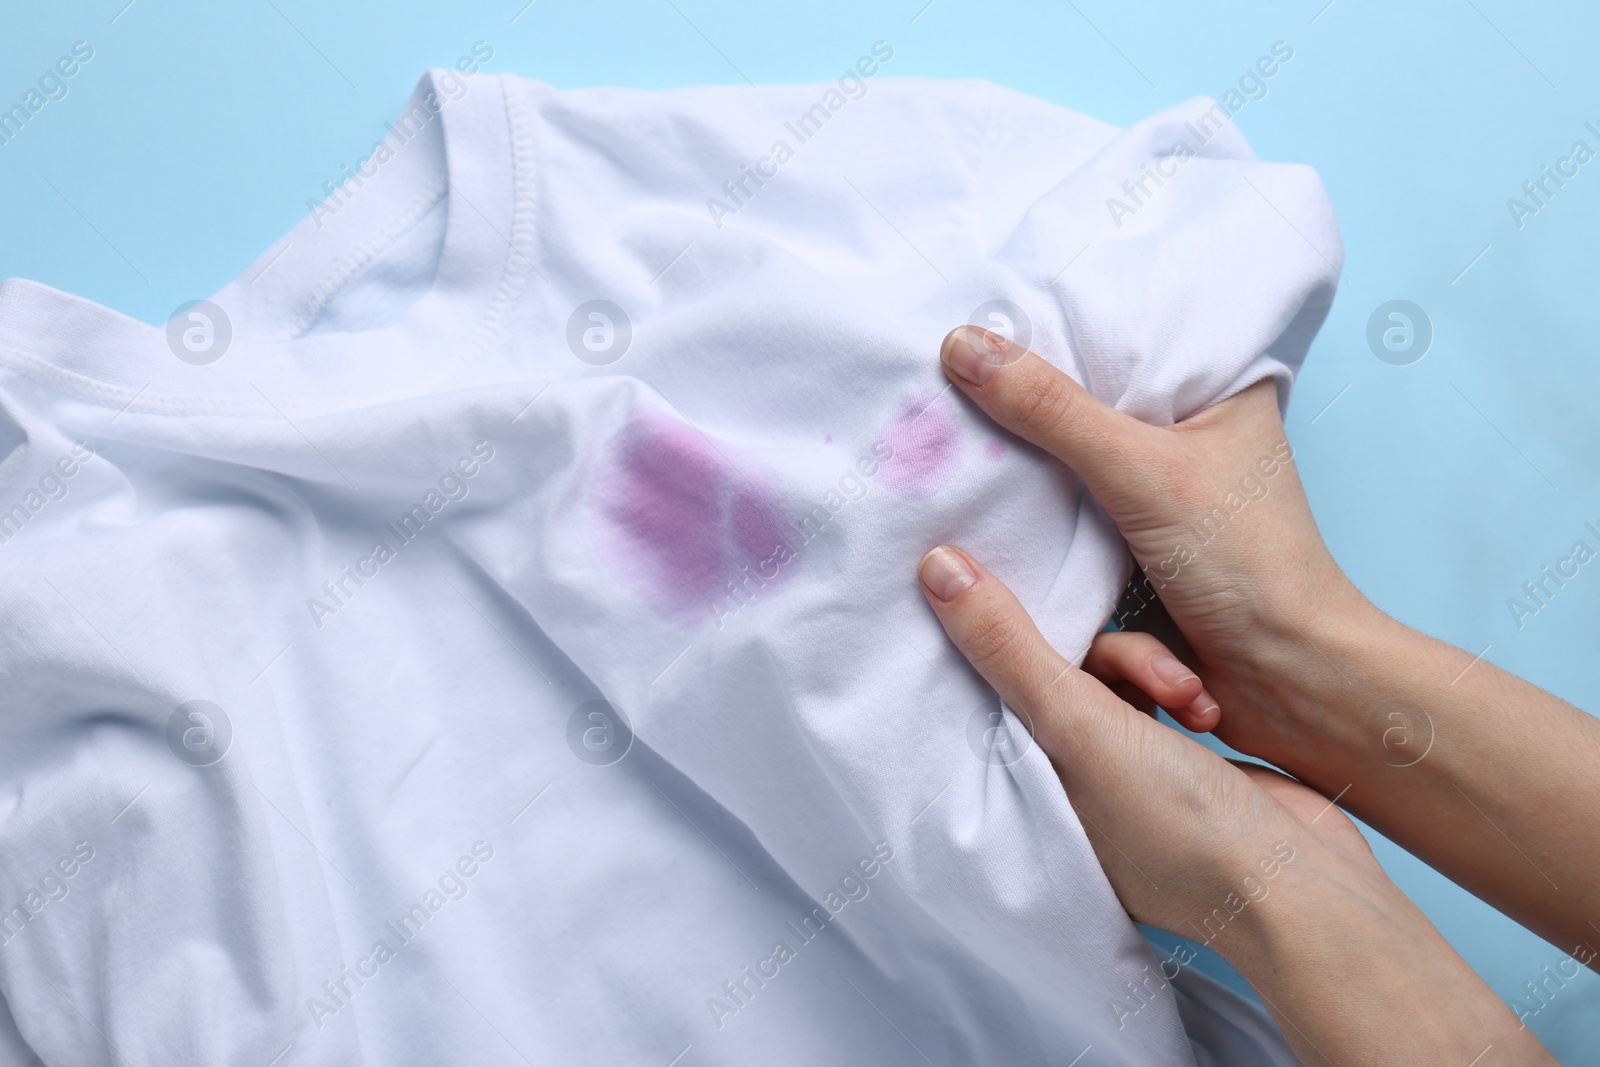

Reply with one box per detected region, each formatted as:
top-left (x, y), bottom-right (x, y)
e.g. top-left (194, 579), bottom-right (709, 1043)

top-left (3, 0), bottom-right (1597, 1055)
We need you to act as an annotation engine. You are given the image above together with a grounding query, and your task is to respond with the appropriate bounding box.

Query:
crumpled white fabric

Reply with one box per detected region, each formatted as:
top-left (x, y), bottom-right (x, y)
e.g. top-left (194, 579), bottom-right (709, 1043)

top-left (0, 67), bottom-right (1338, 1066)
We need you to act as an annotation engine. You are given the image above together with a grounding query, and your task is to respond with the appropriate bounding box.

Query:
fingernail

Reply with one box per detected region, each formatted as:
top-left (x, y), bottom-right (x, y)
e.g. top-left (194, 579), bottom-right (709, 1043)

top-left (920, 546), bottom-right (976, 602)
top-left (943, 326), bottom-right (1009, 386)
top-left (1150, 653), bottom-right (1199, 690)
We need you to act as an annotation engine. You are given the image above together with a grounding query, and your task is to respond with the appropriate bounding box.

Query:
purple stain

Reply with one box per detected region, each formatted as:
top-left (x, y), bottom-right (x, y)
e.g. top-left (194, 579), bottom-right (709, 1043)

top-left (596, 412), bottom-right (726, 607)
top-left (879, 390), bottom-right (963, 499)
top-left (593, 408), bottom-right (794, 621)
top-left (825, 434), bottom-right (833, 444)
top-left (730, 485), bottom-right (789, 571)
top-left (984, 439), bottom-right (1009, 462)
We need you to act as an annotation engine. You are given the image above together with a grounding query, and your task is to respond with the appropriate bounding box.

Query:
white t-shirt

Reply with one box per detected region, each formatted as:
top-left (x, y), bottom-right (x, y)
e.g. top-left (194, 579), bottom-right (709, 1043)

top-left (0, 63), bottom-right (1339, 1066)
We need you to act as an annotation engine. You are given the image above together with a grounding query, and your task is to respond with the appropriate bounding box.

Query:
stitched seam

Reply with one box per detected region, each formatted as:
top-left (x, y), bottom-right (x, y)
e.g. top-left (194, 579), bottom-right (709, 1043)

top-left (278, 178), bottom-right (450, 340)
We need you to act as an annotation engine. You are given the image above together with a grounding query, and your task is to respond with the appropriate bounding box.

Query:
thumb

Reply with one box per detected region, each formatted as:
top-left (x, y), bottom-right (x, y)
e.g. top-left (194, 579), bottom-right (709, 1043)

top-left (916, 543), bottom-right (1131, 774)
top-left (939, 325), bottom-right (1171, 519)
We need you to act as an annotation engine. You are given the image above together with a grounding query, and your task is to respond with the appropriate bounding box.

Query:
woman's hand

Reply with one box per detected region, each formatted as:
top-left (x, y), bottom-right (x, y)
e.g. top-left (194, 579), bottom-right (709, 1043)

top-left (939, 324), bottom-right (1600, 968)
top-left (917, 547), bottom-right (1555, 1065)
top-left (938, 324), bottom-right (1366, 771)
top-left (918, 542), bottom-right (1367, 942)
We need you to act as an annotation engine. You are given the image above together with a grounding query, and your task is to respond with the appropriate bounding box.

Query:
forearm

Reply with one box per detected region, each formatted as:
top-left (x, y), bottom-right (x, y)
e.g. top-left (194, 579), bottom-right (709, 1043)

top-left (1220, 843), bottom-right (1556, 1066)
top-left (1260, 601), bottom-right (1600, 961)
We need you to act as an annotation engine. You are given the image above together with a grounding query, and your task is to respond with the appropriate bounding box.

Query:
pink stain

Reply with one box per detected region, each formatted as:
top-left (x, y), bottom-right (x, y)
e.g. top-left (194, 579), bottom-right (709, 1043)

top-left (879, 391), bottom-right (962, 499)
top-left (984, 439), bottom-right (1009, 461)
top-left (594, 408), bottom-right (793, 620)
top-left (729, 485), bottom-right (789, 567)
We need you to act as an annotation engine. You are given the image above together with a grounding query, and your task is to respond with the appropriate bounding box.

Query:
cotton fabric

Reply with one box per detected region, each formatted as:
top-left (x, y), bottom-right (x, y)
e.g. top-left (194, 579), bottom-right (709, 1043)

top-left (0, 67), bottom-right (1338, 1065)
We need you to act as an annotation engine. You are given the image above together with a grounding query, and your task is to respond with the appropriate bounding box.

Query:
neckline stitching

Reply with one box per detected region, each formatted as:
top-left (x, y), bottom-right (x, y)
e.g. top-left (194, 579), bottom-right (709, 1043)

top-left (0, 73), bottom-right (534, 420)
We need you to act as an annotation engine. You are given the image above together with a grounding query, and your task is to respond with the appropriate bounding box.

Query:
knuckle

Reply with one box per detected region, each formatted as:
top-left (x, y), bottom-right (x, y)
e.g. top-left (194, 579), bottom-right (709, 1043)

top-left (1010, 366), bottom-right (1081, 440)
top-left (959, 605), bottom-right (1027, 672)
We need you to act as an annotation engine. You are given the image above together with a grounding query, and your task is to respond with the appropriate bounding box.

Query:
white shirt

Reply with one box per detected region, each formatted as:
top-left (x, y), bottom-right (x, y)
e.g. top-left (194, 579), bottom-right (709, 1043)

top-left (0, 63), bottom-right (1339, 1065)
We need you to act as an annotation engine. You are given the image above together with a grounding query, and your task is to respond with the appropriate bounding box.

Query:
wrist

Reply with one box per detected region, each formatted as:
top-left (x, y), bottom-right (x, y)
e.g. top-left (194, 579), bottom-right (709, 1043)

top-left (1240, 584), bottom-right (1415, 773)
top-left (1220, 835), bottom-right (1391, 975)
top-left (1216, 840), bottom-right (1551, 1065)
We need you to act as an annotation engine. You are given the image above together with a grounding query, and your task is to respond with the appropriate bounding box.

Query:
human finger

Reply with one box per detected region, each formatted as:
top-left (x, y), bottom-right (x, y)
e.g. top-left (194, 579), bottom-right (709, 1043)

top-left (1082, 630), bottom-right (1221, 733)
